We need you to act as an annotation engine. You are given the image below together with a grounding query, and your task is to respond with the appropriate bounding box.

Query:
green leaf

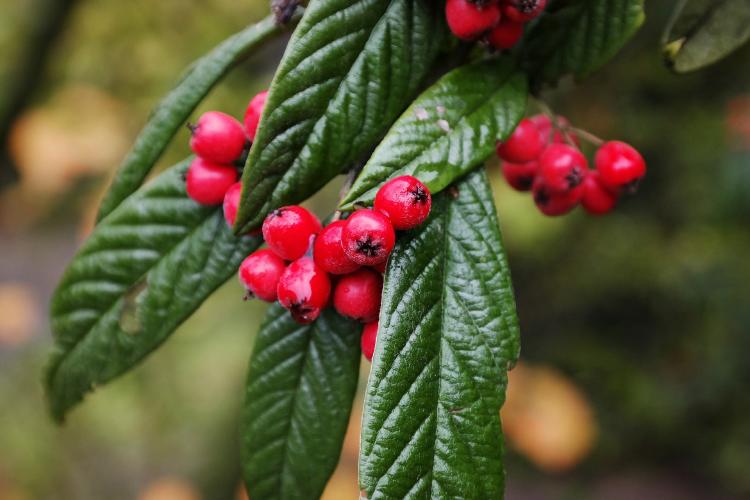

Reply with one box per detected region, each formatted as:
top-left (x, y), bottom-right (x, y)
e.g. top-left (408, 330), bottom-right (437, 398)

top-left (359, 169), bottom-right (520, 499)
top-left (234, 0), bottom-right (447, 232)
top-left (340, 58), bottom-right (527, 210)
top-left (95, 12), bottom-right (301, 222)
top-left (522, 0), bottom-right (645, 85)
top-left (241, 304), bottom-right (361, 500)
top-left (46, 159), bottom-right (260, 422)
top-left (663, 0), bottom-right (750, 73)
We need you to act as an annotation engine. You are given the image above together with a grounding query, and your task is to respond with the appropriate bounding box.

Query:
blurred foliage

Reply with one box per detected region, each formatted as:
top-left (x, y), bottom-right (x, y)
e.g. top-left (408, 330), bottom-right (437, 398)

top-left (0, 0), bottom-right (749, 499)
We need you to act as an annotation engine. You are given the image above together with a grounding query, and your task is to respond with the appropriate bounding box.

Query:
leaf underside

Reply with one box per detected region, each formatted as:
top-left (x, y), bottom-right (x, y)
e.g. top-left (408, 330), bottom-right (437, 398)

top-left (46, 160), bottom-right (260, 422)
top-left (359, 169), bottom-right (520, 499)
top-left (241, 304), bottom-right (361, 500)
top-left (234, 0), bottom-right (447, 232)
top-left (340, 58), bottom-right (527, 209)
top-left (522, 0), bottom-right (645, 86)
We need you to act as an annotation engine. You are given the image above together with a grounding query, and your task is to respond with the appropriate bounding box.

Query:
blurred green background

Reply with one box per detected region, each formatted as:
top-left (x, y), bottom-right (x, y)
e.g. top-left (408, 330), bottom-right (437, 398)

top-left (1, 1), bottom-right (749, 499)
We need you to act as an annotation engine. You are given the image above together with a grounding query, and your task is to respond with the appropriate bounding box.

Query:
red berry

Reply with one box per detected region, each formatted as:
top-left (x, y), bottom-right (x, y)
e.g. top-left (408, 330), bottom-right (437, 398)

top-left (189, 111), bottom-right (247, 164)
top-left (361, 321), bottom-right (378, 362)
top-left (185, 157), bottom-right (237, 205)
top-left (277, 257), bottom-right (331, 324)
top-left (595, 141), bottom-right (646, 192)
top-left (374, 175), bottom-right (432, 230)
top-left (342, 209), bottom-right (396, 266)
top-left (333, 268), bottom-right (383, 323)
top-left (486, 18), bottom-right (524, 50)
top-left (370, 260), bottom-right (387, 274)
top-left (262, 206), bottom-right (322, 261)
top-left (529, 114), bottom-right (579, 146)
top-left (313, 220), bottom-right (360, 275)
top-left (223, 182), bottom-right (242, 228)
top-left (502, 0), bottom-right (547, 22)
top-left (581, 170), bottom-right (618, 215)
top-left (238, 249), bottom-right (286, 302)
top-left (496, 118), bottom-right (545, 163)
top-left (532, 176), bottom-right (582, 216)
top-left (243, 90), bottom-right (268, 142)
top-left (538, 143), bottom-right (588, 193)
top-left (445, 0), bottom-right (501, 40)
top-left (501, 160), bottom-right (538, 191)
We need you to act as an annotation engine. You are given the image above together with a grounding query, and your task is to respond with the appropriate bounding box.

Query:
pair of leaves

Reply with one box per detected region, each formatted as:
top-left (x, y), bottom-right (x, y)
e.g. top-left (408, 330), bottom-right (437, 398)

top-left (359, 169), bottom-right (521, 498)
top-left (522, 0), bottom-right (645, 86)
top-left (241, 304), bottom-right (361, 500)
top-left (663, 0), bottom-right (750, 73)
top-left (234, 0), bottom-right (447, 232)
top-left (46, 160), bottom-right (260, 421)
top-left (340, 58), bottom-right (527, 209)
top-left (95, 13), bottom-right (301, 222)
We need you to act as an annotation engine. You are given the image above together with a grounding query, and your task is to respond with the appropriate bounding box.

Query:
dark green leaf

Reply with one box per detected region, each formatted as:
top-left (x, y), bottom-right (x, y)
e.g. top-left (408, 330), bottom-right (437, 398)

top-left (522, 0), bottom-right (645, 85)
top-left (340, 58), bottom-right (527, 210)
top-left (241, 304), bottom-right (361, 499)
top-left (663, 0), bottom-right (750, 73)
top-left (95, 13), bottom-right (301, 222)
top-left (234, 0), bottom-right (447, 232)
top-left (359, 169), bottom-right (520, 499)
top-left (46, 159), bottom-right (260, 422)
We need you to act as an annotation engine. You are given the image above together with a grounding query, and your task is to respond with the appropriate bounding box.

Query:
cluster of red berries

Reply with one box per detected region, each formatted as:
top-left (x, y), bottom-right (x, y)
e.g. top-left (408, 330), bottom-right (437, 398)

top-left (497, 114), bottom-right (647, 216)
top-left (445, 0), bottom-right (546, 49)
top-left (184, 90), bottom-right (268, 224)
top-left (237, 175), bottom-right (432, 361)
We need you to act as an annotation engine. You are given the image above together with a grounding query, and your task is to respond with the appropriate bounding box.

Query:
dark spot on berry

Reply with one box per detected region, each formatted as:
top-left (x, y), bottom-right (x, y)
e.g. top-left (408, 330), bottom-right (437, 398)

top-left (409, 185), bottom-right (429, 205)
top-left (534, 187), bottom-right (550, 206)
top-left (243, 290), bottom-right (254, 301)
top-left (518, 176), bottom-right (533, 190)
top-left (271, 208), bottom-right (285, 218)
top-left (516, 0), bottom-right (540, 13)
top-left (289, 302), bottom-right (315, 321)
top-left (565, 167), bottom-right (585, 189)
top-left (355, 235), bottom-right (383, 257)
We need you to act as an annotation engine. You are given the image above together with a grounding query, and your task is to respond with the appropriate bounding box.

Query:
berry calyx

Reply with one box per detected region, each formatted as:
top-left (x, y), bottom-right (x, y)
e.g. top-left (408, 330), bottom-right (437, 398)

top-left (538, 143), bottom-right (588, 193)
top-left (188, 111), bottom-right (247, 164)
top-left (277, 257), bottom-right (331, 324)
top-left (486, 18), bottom-right (524, 50)
top-left (501, 160), bottom-right (538, 191)
top-left (185, 157), bottom-right (237, 205)
top-left (342, 209), bottom-right (396, 266)
top-left (262, 206), bottom-right (322, 261)
top-left (238, 249), bottom-right (286, 302)
top-left (373, 175), bottom-right (432, 230)
top-left (333, 268), bottom-right (383, 323)
top-left (496, 118), bottom-right (546, 163)
top-left (502, 0), bottom-right (547, 22)
top-left (594, 140), bottom-right (646, 192)
top-left (243, 90), bottom-right (268, 142)
top-left (361, 321), bottom-right (378, 362)
top-left (532, 176), bottom-right (582, 216)
top-left (313, 220), bottom-right (360, 275)
top-left (223, 182), bottom-right (242, 228)
top-left (581, 170), bottom-right (618, 215)
top-left (445, 0), bottom-right (501, 41)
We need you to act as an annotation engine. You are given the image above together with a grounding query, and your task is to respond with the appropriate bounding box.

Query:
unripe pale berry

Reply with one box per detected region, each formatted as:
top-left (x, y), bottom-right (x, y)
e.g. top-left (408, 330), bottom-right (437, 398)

top-left (243, 90), bottom-right (268, 142)
top-left (594, 140), bottom-right (646, 192)
top-left (238, 249), bottom-right (286, 302)
top-left (581, 170), bottom-right (618, 215)
top-left (333, 268), bottom-right (383, 323)
top-left (445, 0), bottom-right (501, 40)
top-left (496, 118), bottom-right (546, 163)
top-left (223, 182), bottom-right (243, 228)
top-left (501, 160), bottom-right (538, 191)
top-left (262, 206), bottom-right (322, 261)
top-left (313, 220), bottom-right (360, 275)
top-left (185, 157), bottom-right (237, 205)
top-left (374, 175), bottom-right (432, 230)
top-left (486, 18), bottom-right (524, 50)
top-left (342, 209), bottom-right (396, 266)
top-left (189, 111), bottom-right (247, 164)
top-left (538, 143), bottom-right (588, 193)
top-left (532, 176), bottom-right (582, 216)
top-left (502, 0), bottom-right (547, 22)
top-left (361, 321), bottom-right (378, 362)
top-left (277, 257), bottom-right (331, 324)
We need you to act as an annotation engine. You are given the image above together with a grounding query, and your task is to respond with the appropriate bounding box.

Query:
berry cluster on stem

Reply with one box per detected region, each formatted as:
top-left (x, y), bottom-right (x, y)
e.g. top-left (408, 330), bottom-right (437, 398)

top-left (445, 0), bottom-right (547, 50)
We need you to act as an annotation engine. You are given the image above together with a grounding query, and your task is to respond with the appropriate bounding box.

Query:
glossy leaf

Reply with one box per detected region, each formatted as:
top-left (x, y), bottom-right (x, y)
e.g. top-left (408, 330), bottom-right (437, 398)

top-left (234, 0), bottom-right (446, 232)
top-left (46, 160), bottom-right (260, 422)
top-left (95, 13), bottom-right (301, 222)
top-left (663, 0), bottom-right (750, 73)
top-left (522, 0), bottom-right (645, 85)
top-left (340, 58), bottom-right (527, 209)
top-left (241, 304), bottom-right (361, 499)
top-left (359, 169), bottom-right (520, 499)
